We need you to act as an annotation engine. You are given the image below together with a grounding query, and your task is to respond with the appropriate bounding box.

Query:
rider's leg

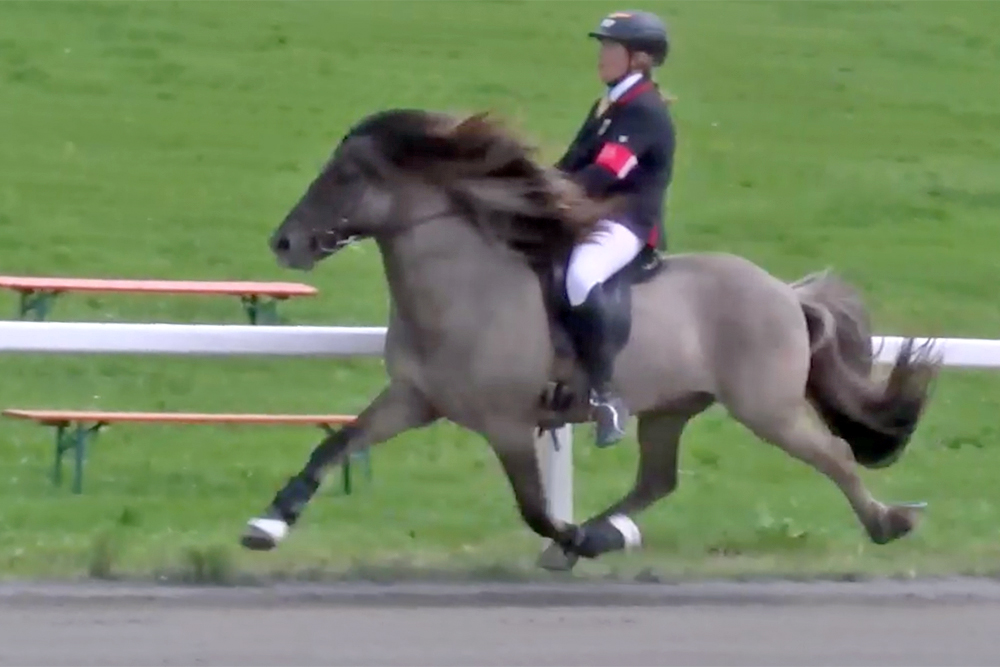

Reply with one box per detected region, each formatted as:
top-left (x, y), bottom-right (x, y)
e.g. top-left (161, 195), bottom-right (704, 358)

top-left (565, 219), bottom-right (644, 447)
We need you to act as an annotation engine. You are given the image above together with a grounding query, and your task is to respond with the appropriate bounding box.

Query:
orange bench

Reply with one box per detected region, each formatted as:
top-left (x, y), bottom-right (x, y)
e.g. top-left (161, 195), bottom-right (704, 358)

top-left (0, 276), bottom-right (318, 324)
top-left (2, 409), bottom-right (370, 495)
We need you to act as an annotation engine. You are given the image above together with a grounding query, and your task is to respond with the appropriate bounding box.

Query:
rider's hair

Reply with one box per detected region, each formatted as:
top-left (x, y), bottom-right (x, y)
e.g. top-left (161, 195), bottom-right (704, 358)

top-left (630, 51), bottom-right (656, 77)
top-left (629, 51), bottom-right (676, 106)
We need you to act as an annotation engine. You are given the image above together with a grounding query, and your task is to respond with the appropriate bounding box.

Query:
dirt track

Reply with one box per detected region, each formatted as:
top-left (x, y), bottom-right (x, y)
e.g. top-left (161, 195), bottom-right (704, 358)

top-left (2, 579), bottom-right (999, 666)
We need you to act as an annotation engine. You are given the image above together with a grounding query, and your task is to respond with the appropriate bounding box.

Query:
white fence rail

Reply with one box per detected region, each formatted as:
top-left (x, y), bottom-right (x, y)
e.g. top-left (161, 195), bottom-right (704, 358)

top-left (872, 336), bottom-right (1000, 368)
top-left (0, 321), bottom-right (387, 357)
top-left (2, 322), bottom-right (998, 367)
top-left (1, 321), bottom-right (996, 525)
top-left (0, 321), bottom-right (574, 521)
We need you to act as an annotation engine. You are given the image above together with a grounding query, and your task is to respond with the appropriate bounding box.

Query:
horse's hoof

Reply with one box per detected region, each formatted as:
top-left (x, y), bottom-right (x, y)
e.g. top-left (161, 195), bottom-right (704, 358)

top-left (240, 517), bottom-right (288, 551)
top-left (537, 540), bottom-right (579, 572)
top-left (870, 503), bottom-right (924, 545)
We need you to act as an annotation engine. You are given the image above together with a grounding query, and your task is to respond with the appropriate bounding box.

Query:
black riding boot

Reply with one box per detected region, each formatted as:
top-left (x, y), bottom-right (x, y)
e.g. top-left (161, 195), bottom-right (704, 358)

top-left (570, 286), bottom-right (631, 448)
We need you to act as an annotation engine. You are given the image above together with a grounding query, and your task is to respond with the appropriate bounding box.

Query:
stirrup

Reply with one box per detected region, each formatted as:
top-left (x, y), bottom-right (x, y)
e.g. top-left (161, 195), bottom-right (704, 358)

top-left (590, 390), bottom-right (628, 447)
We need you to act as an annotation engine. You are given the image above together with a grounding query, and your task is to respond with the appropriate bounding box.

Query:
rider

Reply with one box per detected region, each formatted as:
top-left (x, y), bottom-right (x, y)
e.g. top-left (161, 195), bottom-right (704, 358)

top-left (555, 10), bottom-right (676, 448)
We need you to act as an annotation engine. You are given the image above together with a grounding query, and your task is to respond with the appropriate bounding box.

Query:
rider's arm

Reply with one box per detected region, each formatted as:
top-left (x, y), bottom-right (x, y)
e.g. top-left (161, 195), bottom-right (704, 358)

top-left (569, 105), bottom-right (660, 197)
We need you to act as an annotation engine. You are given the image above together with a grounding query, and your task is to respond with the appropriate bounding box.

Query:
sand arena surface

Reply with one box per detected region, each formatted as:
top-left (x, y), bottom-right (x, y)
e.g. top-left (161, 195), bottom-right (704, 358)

top-left (1, 579), bottom-right (998, 666)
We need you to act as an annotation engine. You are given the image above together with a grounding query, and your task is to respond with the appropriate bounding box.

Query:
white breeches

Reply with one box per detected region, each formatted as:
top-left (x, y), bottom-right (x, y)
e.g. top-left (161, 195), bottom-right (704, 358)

top-left (565, 220), bottom-right (643, 307)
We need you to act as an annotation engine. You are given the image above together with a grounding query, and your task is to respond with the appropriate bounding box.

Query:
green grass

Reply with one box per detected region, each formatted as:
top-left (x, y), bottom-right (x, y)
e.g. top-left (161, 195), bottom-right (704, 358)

top-left (1, 0), bottom-right (1000, 582)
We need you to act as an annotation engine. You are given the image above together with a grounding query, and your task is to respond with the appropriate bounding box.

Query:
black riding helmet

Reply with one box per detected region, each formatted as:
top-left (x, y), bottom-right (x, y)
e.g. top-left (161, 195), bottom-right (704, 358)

top-left (588, 10), bottom-right (669, 66)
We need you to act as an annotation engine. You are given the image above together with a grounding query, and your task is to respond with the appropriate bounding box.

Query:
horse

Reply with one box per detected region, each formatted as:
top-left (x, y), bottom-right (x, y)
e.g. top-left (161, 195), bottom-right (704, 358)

top-left (240, 108), bottom-right (941, 570)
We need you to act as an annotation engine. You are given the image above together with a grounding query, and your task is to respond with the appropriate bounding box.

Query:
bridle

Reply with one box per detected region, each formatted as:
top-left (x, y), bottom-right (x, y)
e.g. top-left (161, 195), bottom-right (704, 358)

top-left (313, 178), bottom-right (455, 255)
top-left (317, 225), bottom-right (360, 255)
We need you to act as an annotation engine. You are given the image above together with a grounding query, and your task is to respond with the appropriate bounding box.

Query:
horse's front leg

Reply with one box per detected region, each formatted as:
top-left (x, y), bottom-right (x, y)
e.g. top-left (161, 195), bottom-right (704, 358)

top-left (485, 418), bottom-right (582, 553)
top-left (241, 382), bottom-right (437, 550)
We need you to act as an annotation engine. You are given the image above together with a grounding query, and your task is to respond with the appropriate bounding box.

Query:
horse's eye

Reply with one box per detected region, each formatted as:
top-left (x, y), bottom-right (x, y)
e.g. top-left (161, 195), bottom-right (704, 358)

top-left (337, 164), bottom-right (363, 184)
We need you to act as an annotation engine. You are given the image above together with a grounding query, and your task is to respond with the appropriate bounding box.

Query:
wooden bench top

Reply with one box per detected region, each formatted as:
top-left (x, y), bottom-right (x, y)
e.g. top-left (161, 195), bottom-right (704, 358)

top-left (2, 409), bottom-right (355, 427)
top-left (0, 276), bottom-right (318, 298)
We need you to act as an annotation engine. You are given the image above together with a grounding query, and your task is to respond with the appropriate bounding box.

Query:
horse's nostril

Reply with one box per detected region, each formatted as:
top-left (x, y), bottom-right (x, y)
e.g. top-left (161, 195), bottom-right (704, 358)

top-left (275, 236), bottom-right (290, 252)
top-left (308, 236), bottom-right (319, 253)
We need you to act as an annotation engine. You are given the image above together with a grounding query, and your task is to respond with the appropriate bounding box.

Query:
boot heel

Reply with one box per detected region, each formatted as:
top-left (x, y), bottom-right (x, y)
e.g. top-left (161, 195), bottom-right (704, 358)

top-left (593, 399), bottom-right (628, 447)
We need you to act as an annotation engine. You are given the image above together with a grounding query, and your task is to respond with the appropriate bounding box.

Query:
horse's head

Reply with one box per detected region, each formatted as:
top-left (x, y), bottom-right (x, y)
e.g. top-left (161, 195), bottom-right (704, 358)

top-left (270, 107), bottom-right (610, 270)
top-left (270, 132), bottom-right (398, 271)
top-left (271, 107), bottom-right (481, 270)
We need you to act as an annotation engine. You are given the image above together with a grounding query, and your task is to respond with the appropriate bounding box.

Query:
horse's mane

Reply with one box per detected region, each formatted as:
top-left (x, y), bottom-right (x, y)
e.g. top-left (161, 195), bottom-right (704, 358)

top-left (344, 108), bottom-right (621, 265)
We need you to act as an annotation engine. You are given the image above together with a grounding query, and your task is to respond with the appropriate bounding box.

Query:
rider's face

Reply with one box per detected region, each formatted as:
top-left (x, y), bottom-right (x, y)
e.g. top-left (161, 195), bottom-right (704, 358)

top-left (597, 40), bottom-right (630, 84)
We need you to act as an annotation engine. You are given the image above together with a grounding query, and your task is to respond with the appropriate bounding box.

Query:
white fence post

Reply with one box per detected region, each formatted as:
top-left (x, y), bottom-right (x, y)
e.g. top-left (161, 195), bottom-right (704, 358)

top-left (536, 425), bottom-right (573, 524)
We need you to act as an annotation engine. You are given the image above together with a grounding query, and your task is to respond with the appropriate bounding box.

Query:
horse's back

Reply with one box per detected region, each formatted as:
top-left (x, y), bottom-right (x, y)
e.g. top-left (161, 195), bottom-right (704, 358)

top-left (657, 251), bottom-right (790, 285)
top-left (640, 251), bottom-right (800, 319)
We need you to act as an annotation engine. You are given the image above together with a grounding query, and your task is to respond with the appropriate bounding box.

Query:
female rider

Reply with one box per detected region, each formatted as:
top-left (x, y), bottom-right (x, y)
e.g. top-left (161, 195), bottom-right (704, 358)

top-left (555, 9), bottom-right (676, 448)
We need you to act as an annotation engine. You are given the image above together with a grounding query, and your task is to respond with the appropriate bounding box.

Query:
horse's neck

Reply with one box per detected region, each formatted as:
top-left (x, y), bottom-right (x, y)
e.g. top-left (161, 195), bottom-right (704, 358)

top-left (377, 214), bottom-right (536, 341)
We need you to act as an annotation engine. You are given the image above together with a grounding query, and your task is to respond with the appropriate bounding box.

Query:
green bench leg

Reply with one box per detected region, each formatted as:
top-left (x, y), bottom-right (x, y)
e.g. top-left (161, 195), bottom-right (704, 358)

top-left (43, 421), bottom-right (368, 495)
top-left (18, 290), bottom-right (61, 321)
top-left (341, 448), bottom-right (373, 496)
top-left (240, 295), bottom-right (286, 325)
top-left (52, 422), bottom-right (105, 495)
top-left (320, 425), bottom-right (373, 496)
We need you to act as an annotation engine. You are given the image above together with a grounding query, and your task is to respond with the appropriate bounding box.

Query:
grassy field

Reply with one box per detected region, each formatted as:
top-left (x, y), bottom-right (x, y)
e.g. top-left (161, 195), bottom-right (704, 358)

top-left (1, 0), bottom-right (1000, 582)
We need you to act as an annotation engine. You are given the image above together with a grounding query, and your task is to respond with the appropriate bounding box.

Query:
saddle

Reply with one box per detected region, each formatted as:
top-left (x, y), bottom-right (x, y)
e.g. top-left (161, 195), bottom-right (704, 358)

top-left (537, 245), bottom-right (666, 424)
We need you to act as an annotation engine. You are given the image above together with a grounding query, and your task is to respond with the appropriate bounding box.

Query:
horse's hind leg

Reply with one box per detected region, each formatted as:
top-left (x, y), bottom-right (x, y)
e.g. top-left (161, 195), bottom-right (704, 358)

top-left (739, 401), bottom-right (921, 545)
top-left (539, 403), bottom-right (711, 572)
top-left (241, 382), bottom-right (438, 551)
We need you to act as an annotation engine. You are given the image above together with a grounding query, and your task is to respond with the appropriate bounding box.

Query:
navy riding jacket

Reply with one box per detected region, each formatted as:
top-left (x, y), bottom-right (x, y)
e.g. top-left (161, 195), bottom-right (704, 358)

top-left (555, 76), bottom-right (676, 249)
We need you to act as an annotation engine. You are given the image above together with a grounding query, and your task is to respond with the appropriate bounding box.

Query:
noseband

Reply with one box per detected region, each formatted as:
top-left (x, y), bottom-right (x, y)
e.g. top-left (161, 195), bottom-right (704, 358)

top-left (316, 184), bottom-right (454, 254)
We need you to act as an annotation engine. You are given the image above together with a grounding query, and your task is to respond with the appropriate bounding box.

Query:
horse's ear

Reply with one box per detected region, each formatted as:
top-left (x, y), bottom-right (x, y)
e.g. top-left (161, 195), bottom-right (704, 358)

top-left (450, 111), bottom-right (496, 139)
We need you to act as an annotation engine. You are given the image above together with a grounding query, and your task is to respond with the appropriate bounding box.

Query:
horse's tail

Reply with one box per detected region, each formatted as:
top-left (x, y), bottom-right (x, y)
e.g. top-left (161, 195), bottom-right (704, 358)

top-left (793, 270), bottom-right (941, 469)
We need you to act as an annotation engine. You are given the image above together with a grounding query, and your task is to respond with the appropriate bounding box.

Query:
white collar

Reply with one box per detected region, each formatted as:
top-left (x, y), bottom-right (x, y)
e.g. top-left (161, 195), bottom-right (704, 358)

top-left (607, 72), bottom-right (645, 102)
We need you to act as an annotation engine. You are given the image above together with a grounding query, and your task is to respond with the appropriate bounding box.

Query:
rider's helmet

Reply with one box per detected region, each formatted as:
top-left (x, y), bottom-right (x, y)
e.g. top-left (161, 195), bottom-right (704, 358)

top-left (588, 10), bottom-right (669, 66)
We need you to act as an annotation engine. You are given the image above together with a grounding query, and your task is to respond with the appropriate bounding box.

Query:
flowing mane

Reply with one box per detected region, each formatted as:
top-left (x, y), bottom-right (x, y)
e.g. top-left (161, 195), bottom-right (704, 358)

top-left (343, 108), bottom-right (620, 264)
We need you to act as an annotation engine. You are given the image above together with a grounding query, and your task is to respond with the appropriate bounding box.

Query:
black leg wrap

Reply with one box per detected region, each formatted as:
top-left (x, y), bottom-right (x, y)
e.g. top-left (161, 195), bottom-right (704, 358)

top-left (304, 424), bottom-right (357, 473)
top-left (571, 519), bottom-right (628, 559)
top-left (270, 473), bottom-right (320, 526)
top-left (268, 424), bottom-right (358, 525)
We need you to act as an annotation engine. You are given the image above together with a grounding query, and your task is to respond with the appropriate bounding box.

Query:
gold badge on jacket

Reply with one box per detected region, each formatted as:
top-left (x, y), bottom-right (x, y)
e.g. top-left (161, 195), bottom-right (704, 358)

top-left (594, 95), bottom-right (611, 117)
